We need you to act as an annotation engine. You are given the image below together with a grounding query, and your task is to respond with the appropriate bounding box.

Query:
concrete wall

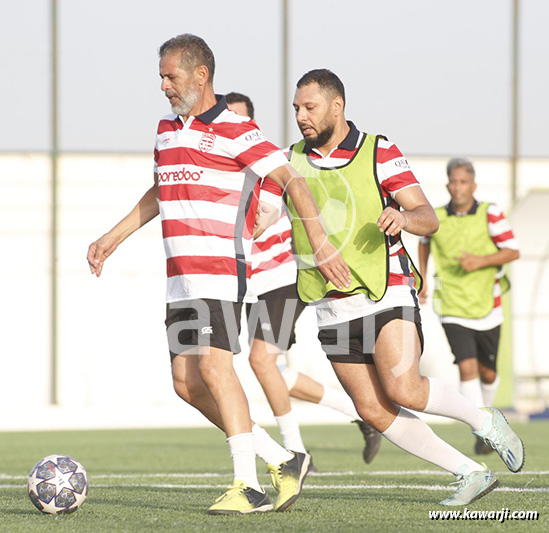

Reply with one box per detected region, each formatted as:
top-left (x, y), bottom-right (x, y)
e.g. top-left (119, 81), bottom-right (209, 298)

top-left (1, 153), bottom-right (546, 430)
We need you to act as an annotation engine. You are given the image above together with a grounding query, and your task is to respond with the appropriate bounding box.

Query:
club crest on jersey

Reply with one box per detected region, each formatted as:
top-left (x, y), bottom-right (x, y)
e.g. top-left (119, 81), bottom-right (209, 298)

top-left (199, 132), bottom-right (216, 153)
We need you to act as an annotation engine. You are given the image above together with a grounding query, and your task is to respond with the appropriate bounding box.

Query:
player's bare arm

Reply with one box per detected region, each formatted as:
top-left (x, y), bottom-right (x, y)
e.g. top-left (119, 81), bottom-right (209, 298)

top-left (417, 240), bottom-right (431, 304)
top-left (267, 163), bottom-right (351, 289)
top-left (378, 186), bottom-right (439, 237)
top-left (457, 247), bottom-right (519, 273)
top-left (87, 178), bottom-right (160, 277)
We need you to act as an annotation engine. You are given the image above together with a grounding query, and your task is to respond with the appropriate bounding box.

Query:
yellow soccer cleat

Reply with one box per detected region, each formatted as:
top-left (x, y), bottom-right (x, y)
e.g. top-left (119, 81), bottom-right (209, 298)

top-left (268, 451), bottom-right (310, 512)
top-left (207, 481), bottom-right (273, 515)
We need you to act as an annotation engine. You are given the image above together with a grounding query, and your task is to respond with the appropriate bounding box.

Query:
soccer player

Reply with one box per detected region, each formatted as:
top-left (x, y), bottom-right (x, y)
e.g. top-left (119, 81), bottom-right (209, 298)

top-left (87, 35), bottom-right (351, 514)
top-left (283, 68), bottom-right (525, 506)
top-left (226, 91), bottom-right (382, 465)
top-left (418, 158), bottom-right (520, 454)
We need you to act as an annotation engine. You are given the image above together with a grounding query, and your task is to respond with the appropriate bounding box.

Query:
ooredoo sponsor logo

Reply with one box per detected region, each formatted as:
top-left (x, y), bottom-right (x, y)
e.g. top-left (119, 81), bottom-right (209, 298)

top-left (158, 168), bottom-right (203, 183)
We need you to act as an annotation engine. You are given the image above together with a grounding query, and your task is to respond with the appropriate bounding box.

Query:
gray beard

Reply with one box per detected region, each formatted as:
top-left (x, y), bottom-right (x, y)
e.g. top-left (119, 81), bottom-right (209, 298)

top-left (171, 89), bottom-right (200, 116)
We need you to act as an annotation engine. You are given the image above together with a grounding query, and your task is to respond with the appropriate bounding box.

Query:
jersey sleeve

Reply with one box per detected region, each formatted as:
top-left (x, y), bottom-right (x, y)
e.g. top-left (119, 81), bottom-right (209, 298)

top-left (376, 138), bottom-right (420, 199)
top-left (232, 120), bottom-right (289, 178)
top-left (259, 177), bottom-right (284, 211)
top-left (487, 203), bottom-right (519, 250)
top-left (153, 147), bottom-right (159, 174)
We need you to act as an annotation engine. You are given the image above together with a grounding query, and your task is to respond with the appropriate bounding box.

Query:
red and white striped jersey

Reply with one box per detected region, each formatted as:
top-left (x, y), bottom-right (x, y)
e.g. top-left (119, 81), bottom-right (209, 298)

top-left (421, 202), bottom-right (519, 330)
top-left (154, 95), bottom-right (287, 303)
top-left (247, 211), bottom-right (296, 299)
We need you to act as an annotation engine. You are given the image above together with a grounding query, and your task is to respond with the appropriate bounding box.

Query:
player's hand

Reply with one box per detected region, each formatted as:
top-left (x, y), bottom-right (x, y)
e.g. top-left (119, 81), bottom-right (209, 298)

top-left (418, 280), bottom-right (428, 305)
top-left (87, 233), bottom-right (119, 277)
top-left (457, 251), bottom-right (485, 272)
top-left (313, 238), bottom-right (352, 290)
top-left (377, 207), bottom-right (408, 236)
top-left (253, 201), bottom-right (280, 239)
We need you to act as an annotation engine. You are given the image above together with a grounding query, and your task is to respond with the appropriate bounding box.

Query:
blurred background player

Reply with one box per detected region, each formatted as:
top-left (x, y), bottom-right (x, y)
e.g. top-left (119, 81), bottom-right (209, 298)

top-left (418, 157), bottom-right (520, 454)
top-left (226, 92), bottom-right (382, 466)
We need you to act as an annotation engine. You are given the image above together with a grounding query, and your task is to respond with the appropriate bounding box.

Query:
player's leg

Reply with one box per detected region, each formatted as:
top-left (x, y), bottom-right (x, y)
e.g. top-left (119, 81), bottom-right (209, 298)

top-left (249, 338), bottom-right (308, 455)
top-left (287, 371), bottom-right (356, 418)
top-left (442, 323), bottom-right (484, 408)
top-left (284, 368), bottom-right (380, 463)
top-left (477, 326), bottom-right (501, 407)
top-left (475, 326), bottom-right (501, 454)
top-left (318, 320), bottom-right (383, 463)
top-left (249, 340), bottom-right (292, 415)
top-left (198, 345), bottom-right (251, 436)
top-left (196, 342), bottom-right (274, 515)
top-left (172, 352), bottom-right (224, 429)
top-left (171, 349), bottom-right (305, 511)
top-left (374, 309), bottom-right (524, 473)
top-left (247, 286), bottom-right (310, 458)
top-left (167, 299), bottom-right (272, 514)
top-left (330, 360), bottom-right (497, 505)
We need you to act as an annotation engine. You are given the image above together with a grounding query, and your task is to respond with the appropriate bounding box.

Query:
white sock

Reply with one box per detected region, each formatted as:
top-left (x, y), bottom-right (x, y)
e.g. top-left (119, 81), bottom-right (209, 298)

top-left (460, 378), bottom-right (484, 407)
top-left (382, 408), bottom-right (483, 475)
top-left (275, 411), bottom-right (307, 453)
top-left (423, 377), bottom-right (491, 432)
top-left (279, 366), bottom-right (299, 390)
top-left (227, 433), bottom-right (261, 491)
top-left (481, 376), bottom-right (500, 407)
top-left (319, 386), bottom-right (360, 420)
top-left (252, 424), bottom-right (294, 466)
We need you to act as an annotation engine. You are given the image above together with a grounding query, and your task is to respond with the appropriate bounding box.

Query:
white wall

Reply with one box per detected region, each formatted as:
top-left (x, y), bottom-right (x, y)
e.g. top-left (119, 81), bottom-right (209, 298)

top-left (1, 153), bottom-right (545, 430)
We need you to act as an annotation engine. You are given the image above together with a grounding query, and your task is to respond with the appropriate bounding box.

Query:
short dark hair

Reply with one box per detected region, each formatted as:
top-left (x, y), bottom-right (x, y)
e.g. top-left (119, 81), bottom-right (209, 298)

top-left (296, 69), bottom-right (345, 107)
top-left (225, 92), bottom-right (255, 119)
top-left (159, 34), bottom-right (215, 83)
top-left (447, 157), bottom-right (475, 180)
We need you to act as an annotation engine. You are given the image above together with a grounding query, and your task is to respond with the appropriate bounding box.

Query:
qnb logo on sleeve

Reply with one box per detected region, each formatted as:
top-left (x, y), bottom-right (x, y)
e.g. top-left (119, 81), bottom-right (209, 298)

top-left (244, 130), bottom-right (265, 143)
top-left (200, 326), bottom-right (213, 335)
top-left (394, 157), bottom-right (411, 170)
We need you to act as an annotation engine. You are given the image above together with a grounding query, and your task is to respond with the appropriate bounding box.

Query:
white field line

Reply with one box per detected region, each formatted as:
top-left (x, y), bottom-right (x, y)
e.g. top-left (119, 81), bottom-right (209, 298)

top-left (3, 470), bottom-right (549, 481)
top-left (3, 470), bottom-right (548, 493)
top-left (2, 482), bottom-right (548, 493)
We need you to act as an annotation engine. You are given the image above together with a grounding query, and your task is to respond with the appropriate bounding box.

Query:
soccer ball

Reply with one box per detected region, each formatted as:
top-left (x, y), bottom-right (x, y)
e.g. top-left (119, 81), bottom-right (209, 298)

top-left (27, 454), bottom-right (89, 514)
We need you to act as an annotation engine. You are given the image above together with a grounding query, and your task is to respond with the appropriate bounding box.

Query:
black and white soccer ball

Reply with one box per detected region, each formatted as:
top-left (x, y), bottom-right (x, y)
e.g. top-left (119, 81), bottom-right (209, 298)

top-left (27, 454), bottom-right (89, 514)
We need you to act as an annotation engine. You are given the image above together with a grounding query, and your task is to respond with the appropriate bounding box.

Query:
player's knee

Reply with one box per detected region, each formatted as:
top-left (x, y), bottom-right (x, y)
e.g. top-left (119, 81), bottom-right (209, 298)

top-left (197, 362), bottom-right (219, 387)
top-left (249, 352), bottom-right (274, 377)
top-left (354, 401), bottom-right (386, 427)
top-left (480, 368), bottom-right (497, 384)
top-left (386, 383), bottom-right (426, 411)
top-left (458, 358), bottom-right (479, 381)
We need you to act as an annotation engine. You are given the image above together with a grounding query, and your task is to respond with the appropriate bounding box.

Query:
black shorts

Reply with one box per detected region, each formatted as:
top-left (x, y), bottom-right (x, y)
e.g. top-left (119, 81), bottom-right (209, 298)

top-left (245, 284), bottom-right (306, 351)
top-left (318, 306), bottom-right (424, 364)
top-left (442, 323), bottom-right (500, 371)
top-left (165, 299), bottom-right (242, 361)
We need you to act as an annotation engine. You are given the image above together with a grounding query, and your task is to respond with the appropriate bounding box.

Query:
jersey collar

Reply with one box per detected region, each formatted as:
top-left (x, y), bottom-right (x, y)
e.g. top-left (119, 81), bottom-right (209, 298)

top-left (446, 199), bottom-right (479, 217)
top-left (179, 94), bottom-right (228, 125)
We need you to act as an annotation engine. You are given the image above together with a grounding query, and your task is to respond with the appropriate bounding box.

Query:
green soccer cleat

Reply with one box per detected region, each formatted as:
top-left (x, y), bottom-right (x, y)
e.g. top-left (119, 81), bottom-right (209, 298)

top-left (473, 408), bottom-right (525, 472)
top-left (207, 481), bottom-right (273, 514)
top-left (440, 463), bottom-right (499, 506)
top-left (268, 450), bottom-right (310, 512)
